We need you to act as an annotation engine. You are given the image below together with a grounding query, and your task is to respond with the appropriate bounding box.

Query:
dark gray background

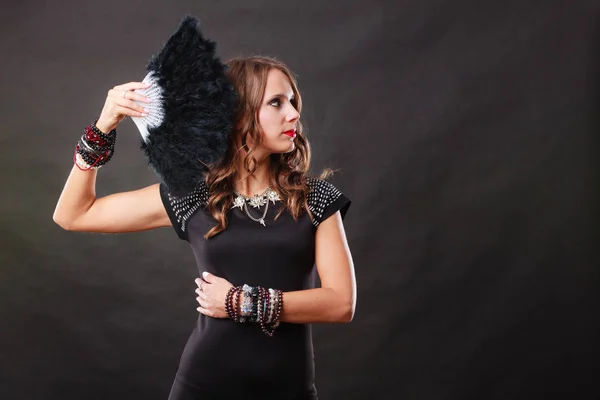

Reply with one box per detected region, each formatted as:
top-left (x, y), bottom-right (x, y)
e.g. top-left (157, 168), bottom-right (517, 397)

top-left (1, 0), bottom-right (598, 399)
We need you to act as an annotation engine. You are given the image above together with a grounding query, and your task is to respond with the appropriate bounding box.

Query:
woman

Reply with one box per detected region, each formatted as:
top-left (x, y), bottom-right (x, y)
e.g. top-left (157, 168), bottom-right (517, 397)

top-left (53, 56), bottom-right (356, 399)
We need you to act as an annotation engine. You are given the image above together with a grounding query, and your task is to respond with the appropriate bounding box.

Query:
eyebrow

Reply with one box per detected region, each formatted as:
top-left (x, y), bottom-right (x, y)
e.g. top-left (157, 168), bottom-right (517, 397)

top-left (268, 93), bottom-right (295, 100)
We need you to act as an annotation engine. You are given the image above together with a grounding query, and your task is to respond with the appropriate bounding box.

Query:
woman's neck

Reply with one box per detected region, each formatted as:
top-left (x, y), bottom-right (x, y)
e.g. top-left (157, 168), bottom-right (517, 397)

top-left (234, 153), bottom-right (273, 197)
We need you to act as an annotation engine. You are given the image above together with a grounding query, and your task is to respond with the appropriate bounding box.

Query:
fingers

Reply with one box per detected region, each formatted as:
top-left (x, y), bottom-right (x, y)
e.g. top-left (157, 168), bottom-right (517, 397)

top-left (109, 81), bottom-right (152, 104)
top-left (197, 305), bottom-right (214, 317)
top-left (107, 81), bottom-right (153, 116)
top-left (195, 278), bottom-right (207, 288)
top-left (107, 90), bottom-right (149, 117)
top-left (202, 271), bottom-right (216, 283)
top-left (113, 81), bottom-right (152, 92)
top-left (96, 81), bottom-right (153, 131)
top-left (125, 91), bottom-right (152, 104)
top-left (196, 294), bottom-right (216, 317)
top-left (115, 99), bottom-right (150, 117)
top-left (194, 278), bottom-right (226, 319)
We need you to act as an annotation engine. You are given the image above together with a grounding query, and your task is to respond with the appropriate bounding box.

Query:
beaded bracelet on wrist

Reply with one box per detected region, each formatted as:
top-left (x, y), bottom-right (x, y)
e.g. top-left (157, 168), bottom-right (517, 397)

top-left (267, 288), bottom-right (276, 324)
top-left (258, 287), bottom-right (270, 335)
top-left (74, 152), bottom-right (100, 170)
top-left (82, 126), bottom-right (115, 151)
top-left (250, 286), bottom-right (259, 323)
top-left (275, 289), bottom-right (283, 328)
top-left (87, 121), bottom-right (116, 141)
top-left (260, 287), bottom-right (279, 337)
top-left (240, 284), bottom-right (253, 323)
top-left (78, 135), bottom-right (113, 154)
top-left (75, 144), bottom-right (114, 170)
top-left (73, 122), bottom-right (117, 171)
top-left (233, 287), bottom-right (243, 322)
top-left (257, 286), bottom-right (264, 324)
top-left (224, 284), bottom-right (283, 337)
top-left (225, 286), bottom-right (237, 320)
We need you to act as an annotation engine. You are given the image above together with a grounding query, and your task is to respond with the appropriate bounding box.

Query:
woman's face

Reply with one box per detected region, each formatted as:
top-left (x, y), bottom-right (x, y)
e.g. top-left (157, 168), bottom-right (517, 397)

top-left (257, 68), bottom-right (300, 154)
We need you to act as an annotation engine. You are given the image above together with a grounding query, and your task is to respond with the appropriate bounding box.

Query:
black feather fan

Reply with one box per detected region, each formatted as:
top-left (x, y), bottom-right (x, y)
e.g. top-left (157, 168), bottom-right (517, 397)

top-left (131, 15), bottom-right (237, 195)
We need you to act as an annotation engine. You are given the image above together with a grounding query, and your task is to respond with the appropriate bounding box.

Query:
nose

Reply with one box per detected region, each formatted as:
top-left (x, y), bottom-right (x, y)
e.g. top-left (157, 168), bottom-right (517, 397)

top-left (287, 106), bottom-right (300, 123)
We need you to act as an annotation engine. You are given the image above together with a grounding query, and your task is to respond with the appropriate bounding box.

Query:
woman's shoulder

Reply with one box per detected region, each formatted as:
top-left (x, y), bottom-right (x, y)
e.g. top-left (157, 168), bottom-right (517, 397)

top-left (304, 177), bottom-right (351, 225)
top-left (159, 180), bottom-right (210, 240)
top-left (305, 177), bottom-right (344, 196)
top-left (160, 180), bottom-right (209, 206)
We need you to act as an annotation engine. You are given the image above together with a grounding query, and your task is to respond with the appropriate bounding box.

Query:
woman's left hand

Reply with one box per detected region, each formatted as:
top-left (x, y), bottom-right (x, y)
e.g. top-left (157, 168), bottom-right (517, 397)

top-left (195, 272), bottom-right (233, 318)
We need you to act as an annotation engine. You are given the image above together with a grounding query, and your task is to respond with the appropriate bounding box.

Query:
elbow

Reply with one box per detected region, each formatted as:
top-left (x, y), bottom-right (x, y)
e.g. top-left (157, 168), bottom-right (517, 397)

top-left (327, 288), bottom-right (356, 323)
top-left (341, 305), bottom-right (355, 323)
top-left (336, 300), bottom-right (355, 323)
top-left (53, 211), bottom-right (75, 231)
top-left (53, 216), bottom-right (71, 231)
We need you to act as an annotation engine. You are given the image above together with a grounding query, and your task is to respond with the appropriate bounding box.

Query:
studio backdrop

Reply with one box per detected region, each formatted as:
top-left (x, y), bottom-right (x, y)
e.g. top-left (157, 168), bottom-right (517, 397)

top-left (0, 1), bottom-right (598, 399)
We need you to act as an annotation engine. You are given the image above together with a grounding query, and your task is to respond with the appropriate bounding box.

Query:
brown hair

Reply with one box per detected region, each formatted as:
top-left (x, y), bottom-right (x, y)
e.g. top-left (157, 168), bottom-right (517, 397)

top-left (204, 56), bottom-right (311, 238)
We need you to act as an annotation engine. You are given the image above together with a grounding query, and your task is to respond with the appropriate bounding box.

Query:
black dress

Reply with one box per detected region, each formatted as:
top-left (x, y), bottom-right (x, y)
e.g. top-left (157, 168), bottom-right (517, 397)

top-left (160, 178), bottom-right (351, 400)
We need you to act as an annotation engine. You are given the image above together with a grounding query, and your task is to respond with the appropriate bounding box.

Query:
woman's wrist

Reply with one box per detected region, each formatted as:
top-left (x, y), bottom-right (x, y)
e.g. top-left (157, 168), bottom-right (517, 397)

top-left (224, 284), bottom-right (283, 337)
top-left (94, 117), bottom-right (116, 134)
top-left (73, 121), bottom-right (117, 171)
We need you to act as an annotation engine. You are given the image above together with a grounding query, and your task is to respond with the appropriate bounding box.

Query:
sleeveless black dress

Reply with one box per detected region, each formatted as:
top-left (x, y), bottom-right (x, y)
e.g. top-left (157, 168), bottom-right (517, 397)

top-left (160, 178), bottom-right (351, 400)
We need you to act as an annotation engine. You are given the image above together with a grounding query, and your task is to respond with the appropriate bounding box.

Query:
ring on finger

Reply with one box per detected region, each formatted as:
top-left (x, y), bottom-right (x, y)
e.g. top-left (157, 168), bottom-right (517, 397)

top-left (123, 90), bottom-right (128, 99)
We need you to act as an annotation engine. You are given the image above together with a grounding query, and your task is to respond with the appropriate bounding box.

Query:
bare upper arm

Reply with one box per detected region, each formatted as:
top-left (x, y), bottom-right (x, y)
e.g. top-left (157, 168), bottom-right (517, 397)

top-left (314, 211), bottom-right (356, 306)
top-left (61, 183), bottom-right (171, 233)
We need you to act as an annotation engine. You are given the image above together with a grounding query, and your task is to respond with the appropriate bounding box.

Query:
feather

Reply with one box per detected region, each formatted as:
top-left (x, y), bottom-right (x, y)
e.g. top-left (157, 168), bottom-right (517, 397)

top-left (131, 15), bottom-right (237, 195)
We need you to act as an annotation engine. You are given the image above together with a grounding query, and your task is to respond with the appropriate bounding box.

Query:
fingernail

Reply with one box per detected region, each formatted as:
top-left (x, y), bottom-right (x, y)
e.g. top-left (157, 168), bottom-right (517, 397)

top-left (143, 108), bottom-right (150, 113)
top-left (141, 112), bottom-right (148, 117)
top-left (202, 271), bottom-right (208, 278)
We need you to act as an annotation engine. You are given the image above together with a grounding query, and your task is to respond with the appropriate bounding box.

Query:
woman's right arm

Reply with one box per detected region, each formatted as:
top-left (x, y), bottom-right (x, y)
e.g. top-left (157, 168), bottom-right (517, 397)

top-left (53, 169), bottom-right (169, 233)
top-left (53, 81), bottom-right (171, 233)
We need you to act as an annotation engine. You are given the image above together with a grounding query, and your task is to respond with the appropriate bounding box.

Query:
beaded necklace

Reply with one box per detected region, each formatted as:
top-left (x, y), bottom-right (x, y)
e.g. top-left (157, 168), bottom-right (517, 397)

top-left (232, 187), bottom-right (281, 227)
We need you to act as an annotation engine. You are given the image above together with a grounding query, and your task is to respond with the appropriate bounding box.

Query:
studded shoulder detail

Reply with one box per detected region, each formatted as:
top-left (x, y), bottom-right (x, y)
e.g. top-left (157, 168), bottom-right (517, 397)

top-left (160, 181), bottom-right (209, 240)
top-left (306, 178), bottom-right (346, 227)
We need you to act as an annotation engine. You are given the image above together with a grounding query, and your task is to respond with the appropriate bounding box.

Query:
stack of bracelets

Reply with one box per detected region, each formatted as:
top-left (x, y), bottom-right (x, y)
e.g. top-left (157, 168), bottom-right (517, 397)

top-left (225, 284), bottom-right (284, 337)
top-left (73, 122), bottom-right (117, 170)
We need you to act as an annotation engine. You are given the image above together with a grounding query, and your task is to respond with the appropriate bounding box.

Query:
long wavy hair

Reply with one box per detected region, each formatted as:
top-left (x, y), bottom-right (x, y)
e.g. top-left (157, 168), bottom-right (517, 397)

top-left (204, 56), bottom-right (312, 238)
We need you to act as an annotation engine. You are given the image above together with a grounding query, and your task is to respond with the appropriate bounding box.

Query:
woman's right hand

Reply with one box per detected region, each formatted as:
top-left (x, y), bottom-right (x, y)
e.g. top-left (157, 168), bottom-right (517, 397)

top-left (95, 81), bottom-right (152, 134)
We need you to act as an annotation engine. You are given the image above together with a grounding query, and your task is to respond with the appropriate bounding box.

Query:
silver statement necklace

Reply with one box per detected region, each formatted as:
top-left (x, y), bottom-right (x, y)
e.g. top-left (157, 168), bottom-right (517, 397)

top-left (232, 187), bottom-right (281, 227)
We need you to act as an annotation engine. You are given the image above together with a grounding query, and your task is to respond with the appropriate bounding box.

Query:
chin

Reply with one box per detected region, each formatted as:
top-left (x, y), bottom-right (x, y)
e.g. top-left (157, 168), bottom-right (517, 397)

top-left (267, 143), bottom-right (295, 154)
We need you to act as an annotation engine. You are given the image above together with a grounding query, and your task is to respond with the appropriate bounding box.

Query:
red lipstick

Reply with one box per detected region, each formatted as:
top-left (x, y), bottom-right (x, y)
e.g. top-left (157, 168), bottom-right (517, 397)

top-left (283, 129), bottom-right (296, 138)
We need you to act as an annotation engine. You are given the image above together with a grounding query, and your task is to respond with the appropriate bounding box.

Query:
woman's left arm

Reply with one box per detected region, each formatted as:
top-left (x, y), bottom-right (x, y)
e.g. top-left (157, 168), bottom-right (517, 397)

top-left (279, 210), bottom-right (356, 323)
top-left (196, 211), bottom-right (356, 323)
